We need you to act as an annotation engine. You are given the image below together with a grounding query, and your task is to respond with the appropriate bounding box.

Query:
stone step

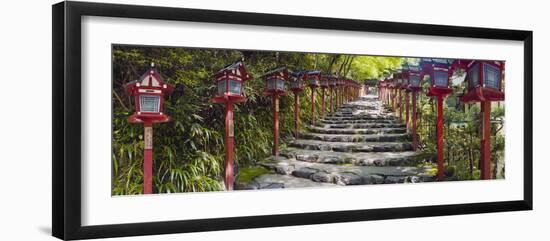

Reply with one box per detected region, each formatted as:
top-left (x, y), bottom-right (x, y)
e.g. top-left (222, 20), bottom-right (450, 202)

top-left (288, 139), bottom-right (413, 152)
top-left (298, 132), bottom-right (411, 142)
top-left (308, 126), bottom-right (406, 135)
top-left (317, 123), bottom-right (406, 129)
top-left (281, 148), bottom-right (425, 166)
top-left (236, 173), bottom-right (337, 190)
top-left (323, 115), bottom-right (396, 121)
top-left (321, 119), bottom-right (401, 124)
top-left (261, 159), bottom-right (435, 185)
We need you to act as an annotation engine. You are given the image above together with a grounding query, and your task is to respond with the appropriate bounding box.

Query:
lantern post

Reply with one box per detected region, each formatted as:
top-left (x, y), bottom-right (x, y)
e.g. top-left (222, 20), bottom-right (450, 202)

top-left (421, 58), bottom-right (454, 181)
top-left (454, 60), bottom-right (505, 179)
top-left (404, 64), bottom-right (423, 150)
top-left (320, 75), bottom-right (330, 118)
top-left (394, 72), bottom-right (404, 122)
top-left (289, 71), bottom-right (305, 139)
top-left (306, 71), bottom-right (321, 125)
top-left (211, 60), bottom-right (251, 190)
top-left (124, 63), bottom-right (174, 194)
top-left (262, 67), bottom-right (289, 156)
top-left (329, 75), bottom-right (337, 113)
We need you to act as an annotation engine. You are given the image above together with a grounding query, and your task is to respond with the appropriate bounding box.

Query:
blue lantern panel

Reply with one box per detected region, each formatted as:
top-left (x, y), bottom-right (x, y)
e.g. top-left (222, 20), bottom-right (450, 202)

top-left (483, 63), bottom-right (501, 89)
top-left (410, 75), bottom-right (421, 87)
top-left (433, 71), bottom-right (449, 87)
top-left (468, 63), bottom-right (480, 89)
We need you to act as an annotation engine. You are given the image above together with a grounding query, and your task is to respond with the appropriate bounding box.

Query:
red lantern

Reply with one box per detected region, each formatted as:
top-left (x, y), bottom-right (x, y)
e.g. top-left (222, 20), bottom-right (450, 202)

top-left (124, 63), bottom-right (174, 194)
top-left (453, 59), bottom-right (505, 180)
top-left (212, 61), bottom-right (251, 104)
top-left (262, 67), bottom-right (289, 156)
top-left (305, 70), bottom-right (321, 124)
top-left (263, 67), bottom-right (288, 95)
top-left (289, 71), bottom-right (305, 138)
top-left (420, 58), bottom-right (454, 181)
top-left (456, 60), bottom-right (505, 102)
top-left (211, 60), bottom-right (251, 191)
top-left (328, 75), bottom-right (338, 112)
top-left (422, 58), bottom-right (453, 96)
top-left (125, 64), bottom-right (174, 124)
top-left (402, 64), bottom-right (423, 151)
top-left (320, 74), bottom-right (331, 117)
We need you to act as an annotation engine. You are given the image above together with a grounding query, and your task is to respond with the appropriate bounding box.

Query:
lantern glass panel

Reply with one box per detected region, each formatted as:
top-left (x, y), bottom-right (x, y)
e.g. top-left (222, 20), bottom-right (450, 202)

top-left (268, 78), bottom-right (285, 90)
top-left (277, 79), bottom-right (285, 90)
top-left (308, 77), bottom-right (319, 86)
top-left (410, 75), bottom-right (421, 87)
top-left (433, 71), bottom-right (449, 87)
top-left (229, 79), bottom-right (242, 95)
top-left (468, 63), bottom-right (480, 89)
top-left (483, 63), bottom-right (501, 89)
top-left (217, 80), bottom-right (226, 96)
top-left (139, 95), bottom-right (160, 113)
top-left (290, 79), bottom-right (302, 89)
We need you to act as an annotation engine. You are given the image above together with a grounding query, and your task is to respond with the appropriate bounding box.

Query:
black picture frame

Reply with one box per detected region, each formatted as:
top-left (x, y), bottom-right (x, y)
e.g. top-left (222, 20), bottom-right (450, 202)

top-left (52, 1), bottom-right (533, 240)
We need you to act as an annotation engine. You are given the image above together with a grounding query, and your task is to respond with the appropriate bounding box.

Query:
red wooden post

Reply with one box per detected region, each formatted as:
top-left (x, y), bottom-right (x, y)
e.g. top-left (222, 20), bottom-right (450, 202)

top-left (436, 95), bottom-right (445, 181)
top-left (391, 89), bottom-right (395, 110)
top-left (405, 91), bottom-right (410, 129)
top-left (480, 101), bottom-right (492, 179)
top-left (399, 89), bottom-right (403, 122)
top-left (311, 87), bottom-right (316, 125)
top-left (321, 88), bottom-right (326, 118)
top-left (272, 95), bottom-right (280, 156)
top-left (224, 102), bottom-right (235, 190)
top-left (294, 93), bottom-right (300, 138)
top-left (411, 91), bottom-right (418, 151)
top-left (143, 122), bottom-right (153, 194)
top-left (330, 88), bottom-right (334, 113)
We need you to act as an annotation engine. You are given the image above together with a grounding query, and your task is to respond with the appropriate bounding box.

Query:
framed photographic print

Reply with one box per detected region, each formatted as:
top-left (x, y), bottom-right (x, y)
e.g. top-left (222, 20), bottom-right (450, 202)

top-left (52, 1), bottom-right (533, 240)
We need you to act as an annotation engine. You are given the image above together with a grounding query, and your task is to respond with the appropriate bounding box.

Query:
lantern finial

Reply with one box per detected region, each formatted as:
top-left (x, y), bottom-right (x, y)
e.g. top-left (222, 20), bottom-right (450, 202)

top-left (151, 62), bottom-right (155, 68)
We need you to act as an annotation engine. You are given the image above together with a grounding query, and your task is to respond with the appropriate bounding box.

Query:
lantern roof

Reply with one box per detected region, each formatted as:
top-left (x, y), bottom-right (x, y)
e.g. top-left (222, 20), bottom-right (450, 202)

top-left (261, 66), bottom-right (289, 80)
top-left (305, 70), bottom-right (321, 78)
top-left (214, 60), bottom-right (252, 82)
top-left (124, 63), bottom-right (174, 96)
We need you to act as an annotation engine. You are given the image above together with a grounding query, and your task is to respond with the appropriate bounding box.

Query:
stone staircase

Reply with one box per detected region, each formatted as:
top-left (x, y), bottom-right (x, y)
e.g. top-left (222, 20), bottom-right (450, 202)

top-left (236, 95), bottom-right (435, 190)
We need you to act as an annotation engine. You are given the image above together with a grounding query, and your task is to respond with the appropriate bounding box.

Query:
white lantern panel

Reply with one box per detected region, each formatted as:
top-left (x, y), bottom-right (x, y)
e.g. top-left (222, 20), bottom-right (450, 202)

top-left (276, 79), bottom-right (285, 90)
top-left (229, 80), bottom-right (242, 95)
top-left (483, 64), bottom-right (501, 89)
top-left (217, 80), bottom-right (226, 96)
top-left (139, 95), bottom-right (160, 113)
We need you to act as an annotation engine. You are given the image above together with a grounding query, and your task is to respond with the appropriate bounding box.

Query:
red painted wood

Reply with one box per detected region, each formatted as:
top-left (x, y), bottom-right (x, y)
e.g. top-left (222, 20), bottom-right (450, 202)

top-left (412, 91), bottom-right (417, 151)
top-left (405, 91), bottom-right (410, 129)
top-left (437, 95), bottom-right (445, 181)
top-left (224, 102), bottom-right (235, 191)
top-left (397, 89), bottom-right (403, 122)
top-left (272, 95), bottom-right (280, 156)
top-left (321, 88), bottom-right (326, 118)
top-left (143, 122), bottom-right (153, 194)
top-left (311, 87), bottom-right (316, 125)
top-left (294, 93), bottom-right (300, 139)
top-left (330, 88), bottom-right (334, 113)
top-left (480, 101), bottom-right (492, 179)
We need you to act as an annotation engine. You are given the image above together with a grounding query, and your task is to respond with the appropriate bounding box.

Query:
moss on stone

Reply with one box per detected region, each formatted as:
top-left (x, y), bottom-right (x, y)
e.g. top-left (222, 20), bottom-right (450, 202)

top-left (236, 166), bottom-right (272, 183)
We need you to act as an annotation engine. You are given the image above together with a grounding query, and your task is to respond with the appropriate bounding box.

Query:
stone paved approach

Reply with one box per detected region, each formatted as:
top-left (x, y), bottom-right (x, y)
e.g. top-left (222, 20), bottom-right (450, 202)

top-left (236, 95), bottom-right (435, 190)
